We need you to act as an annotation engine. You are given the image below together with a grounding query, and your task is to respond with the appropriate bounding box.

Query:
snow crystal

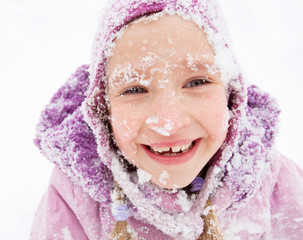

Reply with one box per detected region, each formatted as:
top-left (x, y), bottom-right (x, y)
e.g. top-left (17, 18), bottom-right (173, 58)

top-left (134, 11), bottom-right (165, 25)
top-left (109, 63), bottom-right (152, 89)
top-left (229, 220), bottom-right (263, 235)
top-left (159, 170), bottom-right (170, 185)
top-left (158, 78), bottom-right (169, 88)
top-left (61, 227), bottom-right (73, 240)
top-left (213, 166), bottom-right (221, 175)
top-left (104, 25), bottom-right (127, 58)
top-left (186, 53), bottom-right (220, 75)
top-left (145, 115), bottom-right (159, 125)
top-left (146, 117), bottom-right (174, 136)
top-left (175, 190), bottom-right (193, 212)
top-left (294, 218), bottom-right (303, 223)
top-left (130, 142), bottom-right (138, 155)
top-left (142, 54), bottom-right (157, 66)
top-left (186, 53), bottom-right (199, 72)
top-left (209, 219), bottom-right (217, 228)
top-left (111, 184), bottom-right (126, 206)
top-left (122, 120), bottom-right (130, 130)
top-left (204, 63), bottom-right (219, 75)
top-left (137, 168), bottom-right (152, 185)
top-left (219, 110), bottom-right (230, 132)
top-left (202, 205), bottom-right (214, 216)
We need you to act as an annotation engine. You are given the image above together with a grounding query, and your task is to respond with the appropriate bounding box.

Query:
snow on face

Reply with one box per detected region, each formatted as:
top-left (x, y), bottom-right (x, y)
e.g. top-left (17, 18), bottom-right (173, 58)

top-left (146, 116), bottom-right (174, 137)
top-left (108, 14), bottom-right (229, 189)
top-left (159, 170), bottom-right (170, 185)
top-left (137, 168), bottom-right (153, 185)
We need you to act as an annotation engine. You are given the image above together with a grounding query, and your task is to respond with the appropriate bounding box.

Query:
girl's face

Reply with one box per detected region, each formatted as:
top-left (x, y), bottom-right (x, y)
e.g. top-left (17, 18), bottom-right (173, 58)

top-left (108, 15), bottom-right (228, 189)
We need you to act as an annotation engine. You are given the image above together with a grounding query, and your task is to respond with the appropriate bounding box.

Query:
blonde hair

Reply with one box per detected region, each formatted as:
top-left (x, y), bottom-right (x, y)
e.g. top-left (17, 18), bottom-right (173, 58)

top-left (110, 183), bottom-right (223, 240)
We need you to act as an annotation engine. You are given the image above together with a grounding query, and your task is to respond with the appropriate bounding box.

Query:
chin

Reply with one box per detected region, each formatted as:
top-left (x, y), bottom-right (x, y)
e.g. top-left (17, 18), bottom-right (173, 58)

top-left (151, 174), bottom-right (195, 190)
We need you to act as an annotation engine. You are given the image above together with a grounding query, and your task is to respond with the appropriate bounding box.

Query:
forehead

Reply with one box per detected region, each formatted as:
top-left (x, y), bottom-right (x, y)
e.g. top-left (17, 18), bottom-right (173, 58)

top-left (108, 14), bottom-right (215, 75)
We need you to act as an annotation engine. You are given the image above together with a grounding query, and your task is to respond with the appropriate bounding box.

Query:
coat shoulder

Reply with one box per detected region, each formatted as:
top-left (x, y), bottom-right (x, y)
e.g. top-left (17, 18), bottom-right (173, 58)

top-left (269, 152), bottom-right (303, 239)
top-left (31, 167), bottom-right (111, 240)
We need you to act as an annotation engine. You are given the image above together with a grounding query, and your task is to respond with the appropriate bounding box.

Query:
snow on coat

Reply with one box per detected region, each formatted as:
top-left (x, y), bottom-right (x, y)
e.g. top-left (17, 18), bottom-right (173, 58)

top-left (31, 0), bottom-right (303, 239)
top-left (31, 65), bottom-right (303, 240)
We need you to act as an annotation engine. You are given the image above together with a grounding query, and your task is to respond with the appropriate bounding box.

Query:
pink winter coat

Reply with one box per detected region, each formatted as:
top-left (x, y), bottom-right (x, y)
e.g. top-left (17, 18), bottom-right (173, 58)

top-left (31, 0), bottom-right (303, 239)
top-left (31, 153), bottom-right (303, 240)
top-left (30, 65), bottom-right (303, 240)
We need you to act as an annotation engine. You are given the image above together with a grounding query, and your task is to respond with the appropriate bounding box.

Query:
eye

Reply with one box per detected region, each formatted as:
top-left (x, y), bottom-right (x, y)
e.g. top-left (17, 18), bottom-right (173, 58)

top-left (183, 78), bottom-right (211, 88)
top-left (120, 86), bottom-right (147, 96)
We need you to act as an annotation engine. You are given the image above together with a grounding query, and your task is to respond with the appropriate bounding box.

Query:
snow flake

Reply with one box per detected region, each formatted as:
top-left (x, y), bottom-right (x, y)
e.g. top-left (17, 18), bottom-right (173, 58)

top-left (159, 170), bottom-right (170, 185)
top-left (137, 168), bottom-right (152, 185)
top-left (61, 227), bottom-right (73, 240)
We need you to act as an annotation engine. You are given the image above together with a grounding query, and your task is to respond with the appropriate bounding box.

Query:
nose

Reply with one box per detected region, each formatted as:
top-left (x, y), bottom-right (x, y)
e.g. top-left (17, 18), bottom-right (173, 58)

top-left (145, 93), bottom-right (191, 136)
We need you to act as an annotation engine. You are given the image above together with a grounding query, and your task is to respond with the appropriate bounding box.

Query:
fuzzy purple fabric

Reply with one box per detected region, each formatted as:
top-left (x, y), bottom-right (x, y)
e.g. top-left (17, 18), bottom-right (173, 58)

top-left (34, 65), bottom-right (113, 204)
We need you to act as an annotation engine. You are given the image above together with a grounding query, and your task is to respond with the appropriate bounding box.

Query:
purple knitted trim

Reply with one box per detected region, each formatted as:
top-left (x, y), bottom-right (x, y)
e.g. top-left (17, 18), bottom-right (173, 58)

top-left (34, 65), bottom-right (89, 149)
top-left (35, 65), bottom-right (113, 204)
top-left (247, 85), bottom-right (281, 148)
top-left (113, 2), bottom-right (167, 33)
top-left (222, 85), bottom-right (280, 205)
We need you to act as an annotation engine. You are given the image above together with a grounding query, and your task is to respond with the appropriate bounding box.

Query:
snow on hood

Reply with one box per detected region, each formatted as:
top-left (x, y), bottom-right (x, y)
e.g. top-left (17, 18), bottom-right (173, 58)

top-left (34, 66), bottom-right (280, 239)
top-left (34, 0), bottom-right (280, 239)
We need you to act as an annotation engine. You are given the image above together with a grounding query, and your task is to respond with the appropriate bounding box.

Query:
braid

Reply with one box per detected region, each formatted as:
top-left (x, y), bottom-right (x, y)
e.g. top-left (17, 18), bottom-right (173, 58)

top-left (110, 221), bottom-right (133, 240)
top-left (110, 182), bottom-right (136, 240)
top-left (197, 199), bottom-right (224, 240)
top-left (110, 183), bottom-right (223, 240)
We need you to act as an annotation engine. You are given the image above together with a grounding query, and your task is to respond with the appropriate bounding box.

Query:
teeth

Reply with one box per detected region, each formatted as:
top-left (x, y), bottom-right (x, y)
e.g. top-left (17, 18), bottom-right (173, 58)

top-left (180, 143), bottom-right (191, 151)
top-left (155, 147), bottom-right (170, 153)
top-left (171, 146), bottom-right (181, 152)
top-left (150, 142), bottom-right (193, 154)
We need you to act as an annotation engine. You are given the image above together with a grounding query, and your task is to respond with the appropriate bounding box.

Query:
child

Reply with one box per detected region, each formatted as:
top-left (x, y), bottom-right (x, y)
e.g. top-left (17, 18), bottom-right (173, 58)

top-left (31, 0), bottom-right (303, 239)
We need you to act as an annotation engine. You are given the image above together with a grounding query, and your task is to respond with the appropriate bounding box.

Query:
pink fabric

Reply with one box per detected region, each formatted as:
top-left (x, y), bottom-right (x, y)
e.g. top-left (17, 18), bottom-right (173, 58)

top-left (214, 152), bottom-right (303, 239)
top-left (31, 167), bottom-right (171, 240)
top-left (31, 152), bottom-right (303, 240)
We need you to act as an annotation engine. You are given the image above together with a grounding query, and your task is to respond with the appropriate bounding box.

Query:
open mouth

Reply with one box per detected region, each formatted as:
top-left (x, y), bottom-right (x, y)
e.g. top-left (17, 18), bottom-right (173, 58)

top-left (142, 139), bottom-right (201, 165)
top-left (145, 140), bottom-right (196, 156)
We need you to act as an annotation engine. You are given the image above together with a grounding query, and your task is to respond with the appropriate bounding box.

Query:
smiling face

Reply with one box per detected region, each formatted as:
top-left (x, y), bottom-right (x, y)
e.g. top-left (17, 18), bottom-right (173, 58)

top-left (107, 14), bottom-right (229, 189)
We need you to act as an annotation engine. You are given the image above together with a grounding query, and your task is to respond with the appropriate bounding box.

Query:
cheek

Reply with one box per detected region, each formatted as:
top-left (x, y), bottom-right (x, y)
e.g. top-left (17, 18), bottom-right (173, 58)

top-left (209, 104), bottom-right (229, 140)
top-left (110, 103), bottom-right (142, 159)
top-left (195, 90), bottom-right (229, 139)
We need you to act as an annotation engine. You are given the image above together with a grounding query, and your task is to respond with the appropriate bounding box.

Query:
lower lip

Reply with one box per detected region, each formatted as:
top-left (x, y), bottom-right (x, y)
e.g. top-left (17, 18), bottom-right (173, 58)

top-left (142, 138), bottom-right (201, 165)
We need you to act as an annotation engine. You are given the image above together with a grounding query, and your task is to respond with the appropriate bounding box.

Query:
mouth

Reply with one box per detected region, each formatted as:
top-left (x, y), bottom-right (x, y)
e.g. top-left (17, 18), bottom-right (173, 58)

top-left (146, 141), bottom-right (195, 156)
top-left (142, 139), bottom-right (201, 165)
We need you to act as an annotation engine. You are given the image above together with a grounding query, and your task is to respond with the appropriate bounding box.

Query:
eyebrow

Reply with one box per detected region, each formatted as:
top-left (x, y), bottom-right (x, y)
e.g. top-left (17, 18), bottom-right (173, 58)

top-left (179, 59), bottom-right (215, 71)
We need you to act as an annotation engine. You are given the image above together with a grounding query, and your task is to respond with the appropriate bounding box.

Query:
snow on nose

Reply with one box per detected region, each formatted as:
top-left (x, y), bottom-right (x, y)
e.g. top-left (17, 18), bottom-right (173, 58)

top-left (145, 116), bottom-right (174, 136)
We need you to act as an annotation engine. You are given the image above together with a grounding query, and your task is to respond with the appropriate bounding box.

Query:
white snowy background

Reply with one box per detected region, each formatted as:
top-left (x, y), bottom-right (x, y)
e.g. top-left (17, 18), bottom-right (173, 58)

top-left (0, 0), bottom-right (302, 239)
